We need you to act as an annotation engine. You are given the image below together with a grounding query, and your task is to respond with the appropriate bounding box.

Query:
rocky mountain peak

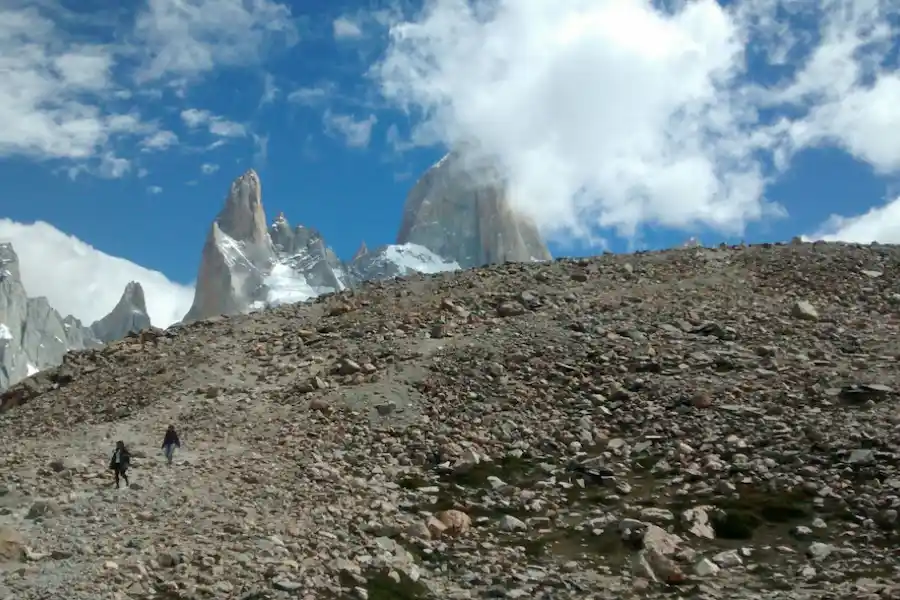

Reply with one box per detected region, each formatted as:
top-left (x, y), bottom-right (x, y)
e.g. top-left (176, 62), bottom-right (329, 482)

top-left (217, 169), bottom-right (268, 247)
top-left (183, 170), bottom-right (277, 323)
top-left (352, 241), bottom-right (369, 261)
top-left (89, 282), bottom-right (151, 343)
top-left (0, 242), bottom-right (106, 390)
top-left (121, 281), bottom-right (148, 313)
top-left (396, 151), bottom-right (552, 269)
top-left (269, 213), bottom-right (294, 253)
top-left (0, 243), bottom-right (20, 282)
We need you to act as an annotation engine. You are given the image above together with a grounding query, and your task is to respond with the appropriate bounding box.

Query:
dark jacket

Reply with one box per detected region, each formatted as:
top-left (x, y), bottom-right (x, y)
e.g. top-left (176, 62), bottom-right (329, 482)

top-left (162, 429), bottom-right (181, 448)
top-left (109, 448), bottom-right (131, 471)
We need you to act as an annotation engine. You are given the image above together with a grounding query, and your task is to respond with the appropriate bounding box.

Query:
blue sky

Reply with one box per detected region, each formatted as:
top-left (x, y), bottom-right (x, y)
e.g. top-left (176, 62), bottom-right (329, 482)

top-left (1, 0), bottom-right (899, 327)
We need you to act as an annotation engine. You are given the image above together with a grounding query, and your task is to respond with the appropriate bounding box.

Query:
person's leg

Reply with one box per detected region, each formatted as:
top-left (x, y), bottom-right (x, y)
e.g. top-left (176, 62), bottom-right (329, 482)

top-left (114, 468), bottom-right (120, 488)
top-left (165, 444), bottom-right (174, 465)
top-left (120, 468), bottom-right (129, 487)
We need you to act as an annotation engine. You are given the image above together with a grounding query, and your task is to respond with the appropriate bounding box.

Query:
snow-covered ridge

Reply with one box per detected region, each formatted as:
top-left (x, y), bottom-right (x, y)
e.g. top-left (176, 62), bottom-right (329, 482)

top-left (247, 243), bottom-right (460, 312)
top-left (365, 243), bottom-right (460, 275)
top-left (260, 262), bottom-right (338, 308)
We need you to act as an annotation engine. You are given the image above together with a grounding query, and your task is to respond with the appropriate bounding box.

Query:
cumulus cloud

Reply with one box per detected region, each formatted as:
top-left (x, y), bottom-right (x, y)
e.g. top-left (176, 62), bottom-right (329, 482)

top-left (132, 0), bottom-right (299, 84)
top-left (141, 130), bottom-right (178, 151)
top-left (0, 0), bottom-right (296, 177)
top-left (147, 185), bottom-right (163, 194)
top-left (181, 109), bottom-right (246, 138)
top-left (805, 196), bottom-right (900, 244)
top-left (201, 162), bottom-right (219, 174)
top-left (372, 0), bottom-right (900, 242)
top-left (0, 219), bottom-right (194, 328)
top-left (323, 110), bottom-right (377, 148)
top-left (0, 5), bottom-right (147, 161)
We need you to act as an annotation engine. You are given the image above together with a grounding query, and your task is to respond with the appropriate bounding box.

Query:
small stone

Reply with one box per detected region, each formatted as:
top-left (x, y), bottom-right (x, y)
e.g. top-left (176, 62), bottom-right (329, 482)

top-left (498, 515), bottom-right (527, 531)
top-left (0, 527), bottom-right (26, 562)
top-left (807, 542), bottom-right (834, 561)
top-left (496, 302), bottom-right (525, 317)
top-left (791, 300), bottom-right (819, 321)
top-left (273, 579), bottom-right (303, 592)
top-left (437, 510), bottom-right (472, 536)
top-left (25, 500), bottom-right (57, 521)
top-left (694, 558), bottom-right (720, 577)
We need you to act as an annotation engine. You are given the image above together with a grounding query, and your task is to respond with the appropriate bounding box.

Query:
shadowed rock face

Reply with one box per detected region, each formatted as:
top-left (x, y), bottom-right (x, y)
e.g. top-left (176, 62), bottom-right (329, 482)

top-left (0, 243), bottom-right (102, 390)
top-left (183, 170), bottom-right (275, 323)
top-left (89, 282), bottom-right (152, 343)
top-left (396, 152), bottom-right (552, 269)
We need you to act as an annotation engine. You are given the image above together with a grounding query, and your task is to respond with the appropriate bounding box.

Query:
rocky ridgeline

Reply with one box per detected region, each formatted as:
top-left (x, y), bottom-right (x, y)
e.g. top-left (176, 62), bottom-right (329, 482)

top-left (182, 155), bottom-right (551, 323)
top-left (0, 243), bottom-right (151, 391)
top-left (1, 241), bottom-right (900, 600)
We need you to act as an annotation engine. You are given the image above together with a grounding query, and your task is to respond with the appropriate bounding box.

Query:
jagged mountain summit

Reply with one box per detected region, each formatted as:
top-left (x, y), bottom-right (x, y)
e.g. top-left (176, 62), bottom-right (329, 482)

top-left (183, 160), bottom-right (550, 323)
top-left (0, 244), bottom-right (153, 390)
top-left (396, 151), bottom-right (552, 268)
top-left (88, 281), bottom-right (152, 343)
top-left (183, 170), bottom-right (273, 322)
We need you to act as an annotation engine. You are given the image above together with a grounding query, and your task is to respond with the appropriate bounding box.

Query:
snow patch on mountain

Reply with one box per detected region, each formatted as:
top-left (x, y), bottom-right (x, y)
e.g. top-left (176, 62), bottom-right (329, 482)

top-left (376, 243), bottom-right (460, 274)
top-left (260, 263), bottom-right (339, 308)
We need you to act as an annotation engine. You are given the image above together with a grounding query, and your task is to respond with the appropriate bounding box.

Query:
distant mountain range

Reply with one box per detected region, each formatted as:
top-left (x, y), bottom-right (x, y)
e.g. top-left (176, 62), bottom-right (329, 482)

top-left (0, 151), bottom-right (551, 390)
top-left (0, 244), bottom-right (150, 389)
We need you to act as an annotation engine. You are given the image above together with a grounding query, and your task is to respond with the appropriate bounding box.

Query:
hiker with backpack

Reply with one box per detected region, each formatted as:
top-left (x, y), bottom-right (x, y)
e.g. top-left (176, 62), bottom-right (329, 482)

top-left (109, 440), bottom-right (131, 488)
top-left (161, 425), bottom-right (181, 466)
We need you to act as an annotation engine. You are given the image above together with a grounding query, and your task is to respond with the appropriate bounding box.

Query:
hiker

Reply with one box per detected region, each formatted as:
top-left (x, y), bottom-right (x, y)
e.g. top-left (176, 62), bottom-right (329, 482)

top-left (161, 425), bottom-right (181, 466)
top-left (109, 440), bottom-right (131, 488)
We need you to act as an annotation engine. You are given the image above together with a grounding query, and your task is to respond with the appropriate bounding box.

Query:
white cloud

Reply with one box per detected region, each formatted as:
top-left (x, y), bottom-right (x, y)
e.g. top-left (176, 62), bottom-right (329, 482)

top-left (333, 16), bottom-right (364, 39)
top-left (132, 0), bottom-right (299, 83)
top-left (180, 108), bottom-right (246, 138)
top-left (141, 130), bottom-right (178, 151)
top-left (147, 185), bottom-right (163, 194)
top-left (208, 119), bottom-right (246, 138)
top-left (181, 108), bottom-right (210, 128)
top-left (98, 152), bottom-right (130, 178)
top-left (0, 1), bottom-right (295, 174)
top-left (201, 162), bottom-right (219, 174)
top-left (252, 133), bottom-right (269, 166)
top-left (65, 151), bottom-right (131, 180)
top-left (287, 83), bottom-right (336, 105)
top-left (805, 196), bottom-right (900, 244)
top-left (0, 219), bottom-right (194, 328)
top-left (323, 110), bottom-right (377, 148)
top-left (0, 6), bottom-right (146, 161)
top-left (372, 0), bottom-right (900, 242)
top-left (259, 72), bottom-right (278, 106)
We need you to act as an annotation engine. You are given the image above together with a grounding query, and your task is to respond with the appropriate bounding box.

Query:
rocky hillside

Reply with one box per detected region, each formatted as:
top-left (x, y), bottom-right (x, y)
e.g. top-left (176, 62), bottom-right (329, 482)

top-left (0, 243), bottom-right (151, 390)
top-left (1, 241), bottom-right (899, 600)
